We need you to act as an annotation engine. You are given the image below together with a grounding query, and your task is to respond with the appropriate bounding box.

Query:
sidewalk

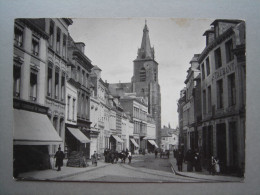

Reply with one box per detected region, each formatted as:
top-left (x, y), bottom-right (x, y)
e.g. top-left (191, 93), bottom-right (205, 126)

top-left (170, 157), bottom-right (243, 182)
top-left (17, 159), bottom-right (110, 181)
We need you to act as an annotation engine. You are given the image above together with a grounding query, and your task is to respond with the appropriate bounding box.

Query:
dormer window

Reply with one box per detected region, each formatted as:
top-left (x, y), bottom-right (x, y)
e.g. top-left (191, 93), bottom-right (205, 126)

top-left (14, 26), bottom-right (23, 47)
top-left (49, 20), bottom-right (54, 47)
top-left (56, 28), bottom-right (61, 54)
top-left (225, 39), bottom-right (234, 63)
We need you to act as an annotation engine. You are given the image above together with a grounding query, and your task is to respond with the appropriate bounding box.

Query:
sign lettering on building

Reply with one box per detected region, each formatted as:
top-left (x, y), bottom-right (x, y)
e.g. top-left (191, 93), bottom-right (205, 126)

top-left (212, 62), bottom-right (236, 81)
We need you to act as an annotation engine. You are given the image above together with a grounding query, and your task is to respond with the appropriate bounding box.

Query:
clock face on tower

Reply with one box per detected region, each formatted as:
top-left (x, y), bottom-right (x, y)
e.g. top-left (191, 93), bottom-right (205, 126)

top-left (144, 62), bottom-right (150, 70)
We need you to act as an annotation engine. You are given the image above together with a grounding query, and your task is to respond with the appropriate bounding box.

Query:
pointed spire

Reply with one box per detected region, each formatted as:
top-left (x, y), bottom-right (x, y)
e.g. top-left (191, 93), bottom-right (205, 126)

top-left (137, 20), bottom-right (154, 60)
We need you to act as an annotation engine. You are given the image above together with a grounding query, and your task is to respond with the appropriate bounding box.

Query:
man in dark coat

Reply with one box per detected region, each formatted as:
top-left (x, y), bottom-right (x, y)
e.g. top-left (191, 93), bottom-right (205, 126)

top-left (176, 149), bottom-right (184, 172)
top-left (54, 146), bottom-right (65, 171)
top-left (154, 148), bottom-right (158, 159)
top-left (194, 150), bottom-right (202, 172)
top-left (184, 149), bottom-right (194, 172)
top-left (91, 151), bottom-right (98, 166)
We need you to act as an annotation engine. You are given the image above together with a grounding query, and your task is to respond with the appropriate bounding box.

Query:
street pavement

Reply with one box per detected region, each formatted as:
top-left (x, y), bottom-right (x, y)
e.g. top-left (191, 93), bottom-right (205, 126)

top-left (16, 154), bottom-right (243, 182)
top-left (17, 160), bottom-right (109, 181)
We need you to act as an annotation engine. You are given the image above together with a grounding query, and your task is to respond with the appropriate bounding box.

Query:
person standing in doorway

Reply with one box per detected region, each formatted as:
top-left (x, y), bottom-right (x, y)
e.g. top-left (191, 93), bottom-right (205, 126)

top-left (54, 146), bottom-right (65, 171)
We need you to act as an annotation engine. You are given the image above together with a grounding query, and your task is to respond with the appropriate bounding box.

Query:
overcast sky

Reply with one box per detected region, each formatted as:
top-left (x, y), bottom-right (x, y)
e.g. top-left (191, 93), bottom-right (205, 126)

top-left (69, 18), bottom-right (213, 128)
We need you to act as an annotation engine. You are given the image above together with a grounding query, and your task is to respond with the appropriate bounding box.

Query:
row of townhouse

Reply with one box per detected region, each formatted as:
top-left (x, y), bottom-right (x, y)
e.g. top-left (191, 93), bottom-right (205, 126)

top-left (177, 19), bottom-right (245, 175)
top-left (13, 18), bottom-right (157, 174)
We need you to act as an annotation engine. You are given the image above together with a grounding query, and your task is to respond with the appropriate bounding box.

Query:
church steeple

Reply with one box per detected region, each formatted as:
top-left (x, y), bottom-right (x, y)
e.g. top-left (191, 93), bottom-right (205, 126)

top-left (137, 20), bottom-right (155, 60)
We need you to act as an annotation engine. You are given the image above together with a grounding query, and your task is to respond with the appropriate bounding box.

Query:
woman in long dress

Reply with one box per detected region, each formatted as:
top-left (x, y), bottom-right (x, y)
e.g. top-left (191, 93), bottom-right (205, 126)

top-left (214, 157), bottom-right (220, 174)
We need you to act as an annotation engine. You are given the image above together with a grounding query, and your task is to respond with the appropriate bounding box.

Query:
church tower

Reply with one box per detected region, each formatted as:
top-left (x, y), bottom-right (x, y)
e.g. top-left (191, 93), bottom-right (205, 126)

top-left (132, 21), bottom-right (161, 146)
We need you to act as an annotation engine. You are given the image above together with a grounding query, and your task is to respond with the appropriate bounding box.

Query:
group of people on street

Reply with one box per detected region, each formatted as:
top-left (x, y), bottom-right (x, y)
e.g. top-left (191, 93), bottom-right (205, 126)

top-left (183, 149), bottom-right (202, 172)
top-left (172, 148), bottom-right (201, 172)
top-left (173, 148), bottom-right (220, 175)
top-left (104, 148), bottom-right (132, 164)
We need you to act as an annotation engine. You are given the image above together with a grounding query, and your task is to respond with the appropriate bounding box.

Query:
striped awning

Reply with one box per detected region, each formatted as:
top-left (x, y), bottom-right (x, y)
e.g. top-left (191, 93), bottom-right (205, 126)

top-left (67, 127), bottom-right (91, 143)
top-left (111, 135), bottom-right (124, 143)
top-left (148, 140), bottom-right (159, 148)
top-left (13, 109), bottom-right (62, 145)
top-left (130, 139), bottom-right (139, 147)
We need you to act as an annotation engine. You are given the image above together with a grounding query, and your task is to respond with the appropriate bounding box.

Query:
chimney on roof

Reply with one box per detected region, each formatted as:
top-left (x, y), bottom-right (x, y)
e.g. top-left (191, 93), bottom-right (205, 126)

top-left (75, 42), bottom-right (85, 53)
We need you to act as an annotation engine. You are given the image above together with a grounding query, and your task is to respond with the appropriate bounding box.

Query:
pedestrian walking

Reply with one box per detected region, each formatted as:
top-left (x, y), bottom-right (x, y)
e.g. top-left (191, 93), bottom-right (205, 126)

top-left (154, 148), bottom-right (158, 159)
top-left (176, 149), bottom-right (184, 172)
top-left (54, 146), bottom-right (65, 171)
top-left (128, 151), bottom-right (132, 164)
top-left (91, 151), bottom-right (98, 166)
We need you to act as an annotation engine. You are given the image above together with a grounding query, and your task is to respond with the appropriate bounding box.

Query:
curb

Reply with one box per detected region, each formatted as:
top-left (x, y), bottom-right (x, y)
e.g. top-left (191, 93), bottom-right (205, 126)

top-left (19, 163), bottom-right (111, 181)
top-left (52, 163), bottom-right (111, 180)
top-left (169, 161), bottom-right (243, 182)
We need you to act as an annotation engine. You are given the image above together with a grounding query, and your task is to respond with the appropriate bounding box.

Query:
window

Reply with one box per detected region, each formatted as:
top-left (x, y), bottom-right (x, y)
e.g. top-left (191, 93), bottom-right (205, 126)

top-left (203, 90), bottom-right (206, 114)
top-left (67, 96), bottom-right (71, 120)
top-left (47, 64), bottom-right (52, 96)
top-left (53, 117), bottom-right (58, 131)
top-left (201, 63), bottom-right (205, 80)
top-left (208, 86), bottom-right (212, 113)
top-left (206, 57), bottom-right (210, 76)
top-left (77, 66), bottom-right (80, 82)
top-left (72, 98), bottom-right (76, 120)
top-left (82, 70), bottom-right (85, 85)
top-left (59, 118), bottom-right (63, 136)
top-left (86, 97), bottom-right (89, 118)
top-left (217, 79), bottom-right (224, 109)
top-left (30, 69), bottom-right (38, 101)
top-left (62, 34), bottom-right (67, 58)
top-left (14, 26), bottom-right (23, 47)
top-left (61, 73), bottom-right (65, 101)
top-left (81, 94), bottom-right (85, 118)
top-left (154, 70), bottom-right (157, 81)
top-left (140, 67), bottom-right (146, 81)
top-left (49, 21), bottom-right (54, 47)
top-left (214, 48), bottom-right (222, 69)
top-left (55, 68), bottom-right (59, 99)
top-left (56, 28), bottom-right (61, 53)
top-left (32, 36), bottom-right (39, 56)
top-left (228, 73), bottom-right (236, 106)
top-left (225, 39), bottom-right (234, 63)
top-left (13, 65), bottom-right (21, 97)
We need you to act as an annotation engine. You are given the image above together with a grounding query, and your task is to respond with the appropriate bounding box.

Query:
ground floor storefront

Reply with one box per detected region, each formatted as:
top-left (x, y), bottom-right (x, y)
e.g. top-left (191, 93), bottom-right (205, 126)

top-left (109, 134), bottom-right (124, 152)
top-left (200, 115), bottom-right (245, 175)
top-left (13, 106), bottom-right (63, 176)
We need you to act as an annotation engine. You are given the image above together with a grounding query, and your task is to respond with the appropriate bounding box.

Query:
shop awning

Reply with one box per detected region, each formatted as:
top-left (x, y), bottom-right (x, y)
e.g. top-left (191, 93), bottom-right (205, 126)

top-left (111, 135), bottom-right (124, 143)
top-left (67, 127), bottom-right (91, 143)
top-left (148, 140), bottom-right (159, 148)
top-left (13, 109), bottom-right (62, 145)
top-left (130, 138), bottom-right (139, 147)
